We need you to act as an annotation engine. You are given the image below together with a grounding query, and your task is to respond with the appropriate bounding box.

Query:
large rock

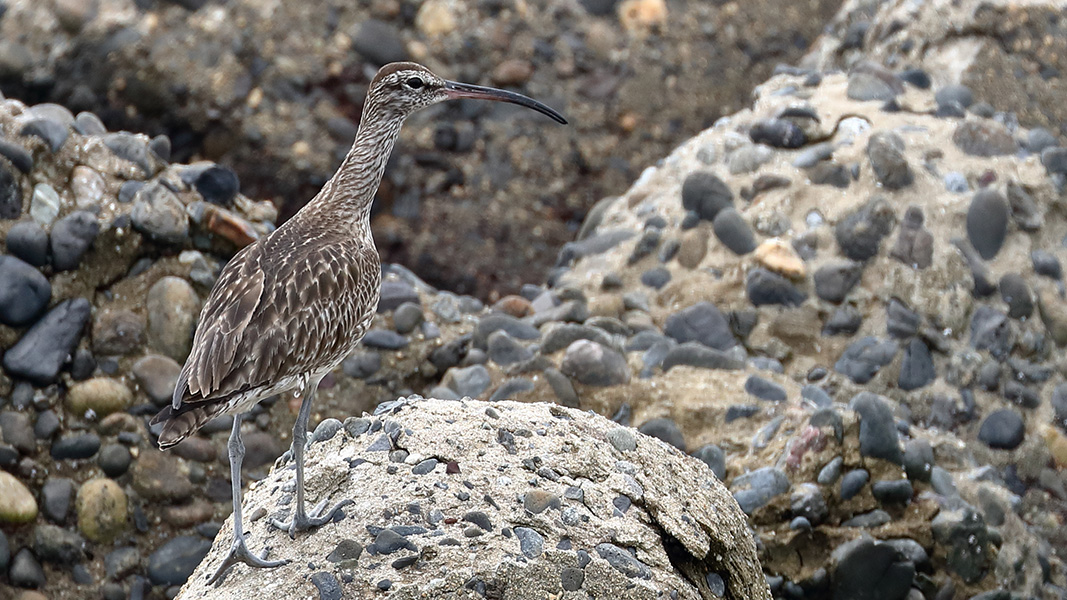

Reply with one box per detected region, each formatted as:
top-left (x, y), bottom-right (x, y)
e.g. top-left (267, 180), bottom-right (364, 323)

top-left (177, 399), bottom-right (770, 600)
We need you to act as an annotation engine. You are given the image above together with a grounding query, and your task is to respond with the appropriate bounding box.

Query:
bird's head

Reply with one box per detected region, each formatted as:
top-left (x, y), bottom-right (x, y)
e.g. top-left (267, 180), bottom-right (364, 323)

top-left (367, 62), bottom-right (567, 124)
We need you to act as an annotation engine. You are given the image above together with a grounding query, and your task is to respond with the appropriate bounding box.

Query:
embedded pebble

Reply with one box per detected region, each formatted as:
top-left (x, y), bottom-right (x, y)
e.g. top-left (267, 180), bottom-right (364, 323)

top-left (2, 299), bottom-right (91, 384)
top-left (835, 197), bottom-right (896, 261)
top-left (867, 131), bottom-right (912, 189)
top-left (5, 221), bottom-right (50, 267)
top-left (681, 171), bottom-right (733, 221)
top-left (966, 188), bottom-right (1009, 260)
top-left (813, 261), bottom-right (862, 303)
top-left (637, 417), bottom-right (686, 451)
top-left (712, 208), bottom-right (757, 255)
top-left (953, 120), bottom-right (1017, 156)
top-left (977, 409), bottom-right (1025, 450)
top-left (561, 340), bottom-right (630, 386)
top-left (0, 255), bottom-right (51, 326)
top-left (0, 471), bottom-right (38, 524)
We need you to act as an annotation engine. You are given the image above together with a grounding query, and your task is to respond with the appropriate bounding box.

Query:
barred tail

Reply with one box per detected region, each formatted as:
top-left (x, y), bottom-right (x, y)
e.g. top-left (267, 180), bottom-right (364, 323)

top-left (151, 402), bottom-right (225, 450)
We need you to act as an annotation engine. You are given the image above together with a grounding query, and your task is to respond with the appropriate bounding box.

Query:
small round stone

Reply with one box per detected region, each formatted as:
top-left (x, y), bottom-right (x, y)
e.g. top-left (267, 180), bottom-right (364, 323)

top-left (132, 354), bottom-right (182, 405)
top-left (51, 433), bottom-right (101, 460)
top-left (607, 427), bottom-right (637, 452)
top-left (9, 548), bottom-right (46, 588)
top-left (935, 84), bottom-right (974, 110)
top-left (393, 302), bottom-right (424, 334)
top-left (0, 471), bottom-right (38, 524)
top-left (67, 377), bottom-right (133, 417)
top-left (712, 208), bottom-right (757, 255)
top-left (75, 478), bottom-right (125, 540)
top-left (98, 444), bottom-right (133, 478)
top-left (91, 308), bottom-right (146, 356)
top-left (146, 276), bottom-right (201, 361)
top-left (840, 469), bottom-right (870, 500)
top-left (637, 417), bottom-right (686, 451)
top-left (977, 409), bottom-right (1025, 450)
top-left (744, 375), bottom-right (787, 402)
top-left (560, 340), bottom-right (630, 386)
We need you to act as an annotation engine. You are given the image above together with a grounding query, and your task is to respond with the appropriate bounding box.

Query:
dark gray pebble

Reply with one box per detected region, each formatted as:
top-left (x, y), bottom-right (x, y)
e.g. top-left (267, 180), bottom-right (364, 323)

top-left (823, 306), bottom-right (862, 336)
top-left (899, 69), bottom-right (931, 89)
top-left (146, 536), bottom-right (212, 586)
top-left (813, 261), bottom-right (863, 304)
top-left (0, 255), bottom-right (51, 327)
top-left (637, 417), bottom-right (686, 451)
top-left (744, 375), bottom-right (786, 402)
top-left (473, 314), bottom-right (539, 349)
top-left (712, 208), bottom-right (757, 255)
top-left (746, 268), bottom-right (806, 307)
top-left (41, 478), bottom-right (74, 523)
top-left (849, 392), bottom-right (903, 464)
top-left (51, 432), bottom-right (101, 460)
top-left (0, 138), bottom-right (33, 173)
top-left (663, 302), bottom-right (735, 350)
top-left (118, 180), bottom-right (144, 204)
top-left (1003, 381), bottom-right (1040, 409)
top-left (561, 567), bottom-right (584, 591)
top-left (0, 162), bottom-right (20, 219)
top-left (350, 19), bottom-right (408, 66)
top-left (514, 527), bottom-right (544, 558)
top-left (889, 205), bottom-right (934, 268)
top-left (731, 467), bottom-right (790, 514)
top-left (749, 119), bottom-right (806, 148)
top-left (691, 444), bottom-right (726, 480)
top-left (342, 352), bottom-right (381, 379)
top-left (392, 302), bottom-right (423, 334)
top-left (10, 548), bottom-right (46, 588)
top-left (103, 133), bottom-right (153, 174)
top-left (952, 238), bottom-right (998, 297)
top-left (6, 221), bottom-right (50, 267)
top-left (560, 340), bottom-right (629, 386)
top-left (98, 443), bottom-right (132, 477)
top-left (309, 572), bottom-right (342, 600)
top-left (34, 410), bottom-right (60, 440)
top-left (377, 280), bottom-right (420, 312)
top-left (1031, 250), bottom-right (1062, 280)
top-left (725, 405), bottom-right (759, 422)
top-left (840, 468), bottom-right (869, 500)
top-left (835, 197), bottom-right (896, 261)
top-left (662, 342), bottom-right (744, 371)
top-left (999, 274), bottom-right (1033, 319)
top-left (462, 511), bottom-right (492, 531)
top-left (801, 385), bottom-right (832, 408)
top-left (372, 529), bottom-right (416, 555)
top-left (898, 338), bottom-right (935, 391)
top-left (871, 479), bottom-right (913, 504)
top-left (886, 298), bottom-right (919, 338)
top-left (831, 538), bottom-right (915, 600)
top-left (835, 337), bottom-right (898, 384)
top-left (50, 210), bottom-right (99, 271)
top-left (362, 329), bottom-right (408, 350)
top-left (967, 188), bottom-right (1009, 260)
top-left (809, 162), bottom-right (851, 188)
top-left (486, 330), bottom-right (533, 366)
top-left (327, 539), bottom-right (363, 563)
top-left (935, 84), bottom-right (974, 111)
top-left (1040, 147), bottom-right (1067, 174)
top-left (488, 378), bottom-right (535, 402)
top-left (21, 118), bottom-right (69, 152)
top-left (191, 165), bottom-right (239, 207)
top-left (640, 267), bottom-right (671, 289)
top-left (595, 543), bottom-right (652, 579)
top-left (970, 306), bottom-right (1014, 359)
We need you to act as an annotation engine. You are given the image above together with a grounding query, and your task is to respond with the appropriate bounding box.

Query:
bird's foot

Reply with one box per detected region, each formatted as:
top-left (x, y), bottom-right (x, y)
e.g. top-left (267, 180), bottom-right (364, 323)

top-left (207, 534), bottom-right (289, 586)
top-left (270, 498), bottom-right (353, 538)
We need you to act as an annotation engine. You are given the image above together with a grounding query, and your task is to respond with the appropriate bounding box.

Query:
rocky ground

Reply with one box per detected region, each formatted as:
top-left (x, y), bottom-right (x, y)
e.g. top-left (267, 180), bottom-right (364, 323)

top-left (2, 0), bottom-right (1067, 599)
top-left (0, 0), bottom-right (843, 298)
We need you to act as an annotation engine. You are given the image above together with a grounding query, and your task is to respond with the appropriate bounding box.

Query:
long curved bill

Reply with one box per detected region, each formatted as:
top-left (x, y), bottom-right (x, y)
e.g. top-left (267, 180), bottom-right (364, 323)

top-left (444, 81), bottom-right (568, 125)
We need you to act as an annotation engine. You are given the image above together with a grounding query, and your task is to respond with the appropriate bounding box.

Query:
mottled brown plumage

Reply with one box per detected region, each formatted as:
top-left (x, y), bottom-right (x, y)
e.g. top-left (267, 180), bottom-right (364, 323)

top-left (150, 61), bottom-right (565, 585)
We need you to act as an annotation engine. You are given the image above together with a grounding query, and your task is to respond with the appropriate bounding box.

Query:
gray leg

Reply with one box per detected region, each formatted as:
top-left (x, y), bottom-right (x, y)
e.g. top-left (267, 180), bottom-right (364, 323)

top-left (207, 413), bottom-right (288, 585)
top-left (270, 381), bottom-right (353, 537)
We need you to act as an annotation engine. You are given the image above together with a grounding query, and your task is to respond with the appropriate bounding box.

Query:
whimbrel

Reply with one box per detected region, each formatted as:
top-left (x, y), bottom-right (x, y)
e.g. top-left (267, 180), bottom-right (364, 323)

top-left (150, 62), bottom-right (566, 584)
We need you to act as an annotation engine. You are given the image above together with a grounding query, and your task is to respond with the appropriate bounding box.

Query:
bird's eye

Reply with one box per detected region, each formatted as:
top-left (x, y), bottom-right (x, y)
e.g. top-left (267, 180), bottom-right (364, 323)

top-left (405, 77), bottom-right (424, 89)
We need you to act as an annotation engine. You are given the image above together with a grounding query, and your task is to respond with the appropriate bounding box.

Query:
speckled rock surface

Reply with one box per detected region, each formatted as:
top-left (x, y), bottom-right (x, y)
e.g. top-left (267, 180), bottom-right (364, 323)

top-left (177, 398), bottom-right (769, 600)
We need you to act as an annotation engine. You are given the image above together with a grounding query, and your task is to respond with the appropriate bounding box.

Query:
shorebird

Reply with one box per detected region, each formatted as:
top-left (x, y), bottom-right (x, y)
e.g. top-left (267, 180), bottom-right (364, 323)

top-left (149, 62), bottom-right (565, 584)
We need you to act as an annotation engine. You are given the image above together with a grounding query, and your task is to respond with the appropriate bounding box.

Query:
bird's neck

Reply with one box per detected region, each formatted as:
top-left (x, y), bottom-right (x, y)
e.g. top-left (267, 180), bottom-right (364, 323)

top-left (301, 101), bottom-right (405, 234)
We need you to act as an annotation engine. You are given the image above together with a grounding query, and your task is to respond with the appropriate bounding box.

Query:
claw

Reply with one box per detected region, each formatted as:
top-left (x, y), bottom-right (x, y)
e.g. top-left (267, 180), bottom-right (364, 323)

top-left (270, 498), bottom-right (353, 538)
top-left (207, 534), bottom-right (289, 586)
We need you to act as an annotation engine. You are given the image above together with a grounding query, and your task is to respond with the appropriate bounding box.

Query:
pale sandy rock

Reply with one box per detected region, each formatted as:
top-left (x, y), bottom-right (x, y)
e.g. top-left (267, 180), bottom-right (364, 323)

top-left (177, 398), bottom-right (769, 600)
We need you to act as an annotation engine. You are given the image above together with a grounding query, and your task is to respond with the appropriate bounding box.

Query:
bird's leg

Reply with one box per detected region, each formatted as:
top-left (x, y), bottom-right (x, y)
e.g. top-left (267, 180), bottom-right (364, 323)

top-left (207, 413), bottom-right (289, 585)
top-left (270, 382), bottom-right (353, 537)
